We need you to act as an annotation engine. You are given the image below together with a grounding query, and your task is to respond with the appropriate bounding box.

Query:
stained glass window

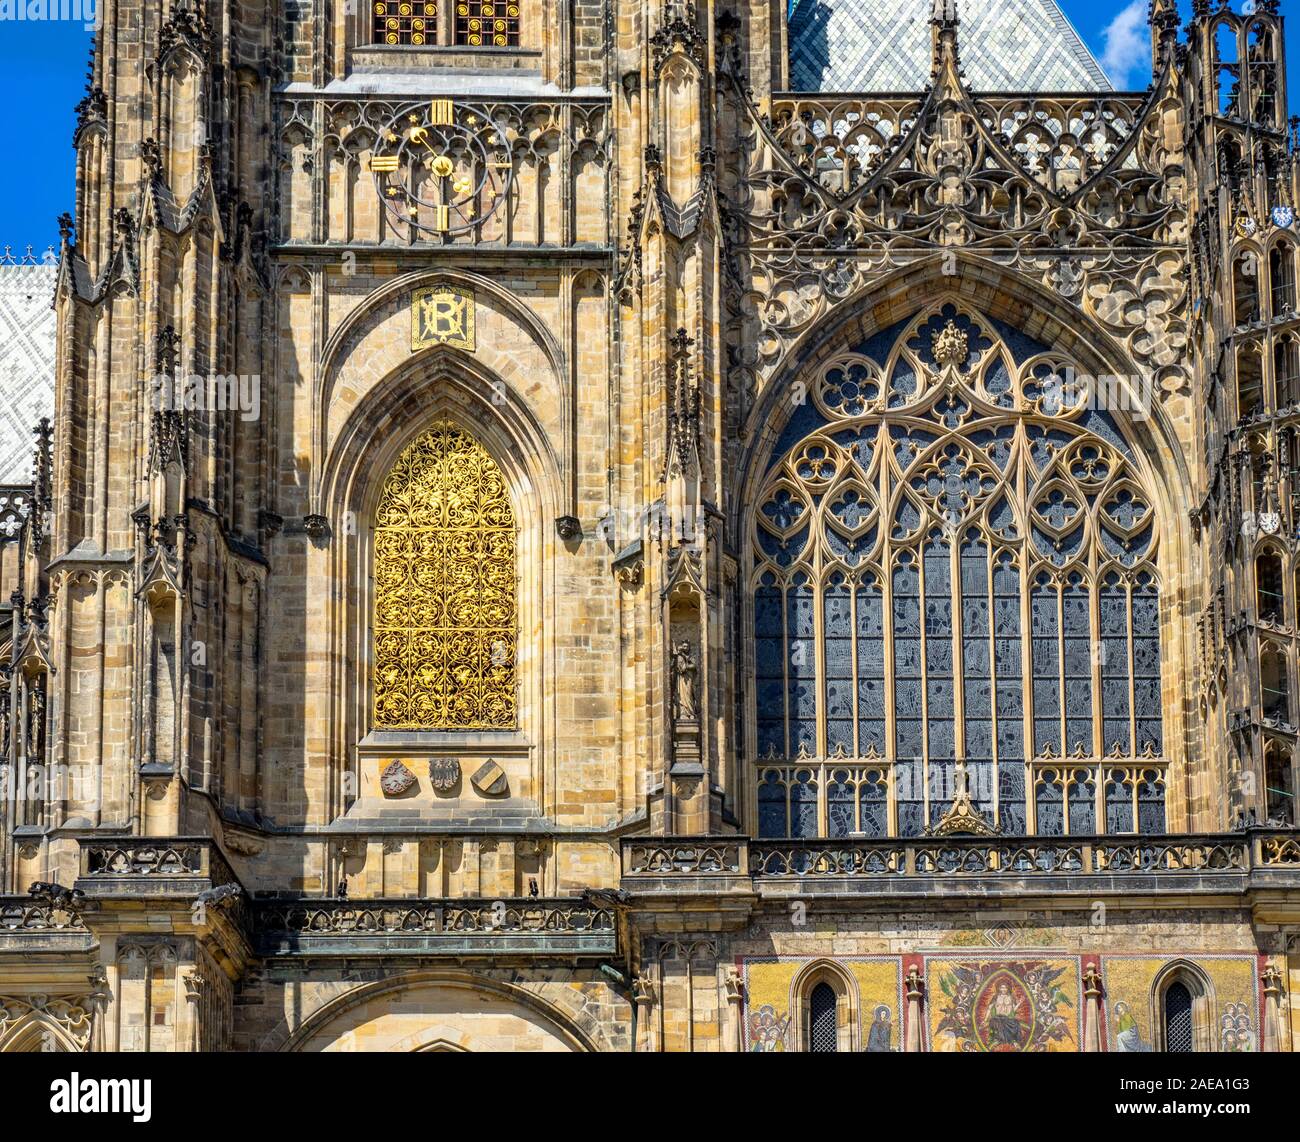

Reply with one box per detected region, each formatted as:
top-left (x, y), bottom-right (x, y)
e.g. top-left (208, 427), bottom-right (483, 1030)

top-left (828, 768), bottom-right (855, 837)
top-left (1105, 770), bottom-right (1133, 833)
top-left (749, 302), bottom-right (1166, 836)
top-left (372, 422), bottom-right (517, 729)
top-left (1137, 769), bottom-right (1166, 834)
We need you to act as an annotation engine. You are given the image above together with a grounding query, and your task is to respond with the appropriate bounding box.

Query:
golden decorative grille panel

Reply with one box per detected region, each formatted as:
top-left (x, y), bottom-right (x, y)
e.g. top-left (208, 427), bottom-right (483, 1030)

top-left (373, 0), bottom-right (437, 45)
top-left (454, 0), bottom-right (521, 46)
top-left (372, 422), bottom-right (516, 729)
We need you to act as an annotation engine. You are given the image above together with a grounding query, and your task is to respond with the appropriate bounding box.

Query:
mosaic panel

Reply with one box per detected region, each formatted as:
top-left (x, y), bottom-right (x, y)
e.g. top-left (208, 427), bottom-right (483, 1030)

top-left (741, 956), bottom-right (902, 1052)
top-left (1101, 955), bottom-right (1260, 1053)
top-left (926, 956), bottom-right (1080, 1052)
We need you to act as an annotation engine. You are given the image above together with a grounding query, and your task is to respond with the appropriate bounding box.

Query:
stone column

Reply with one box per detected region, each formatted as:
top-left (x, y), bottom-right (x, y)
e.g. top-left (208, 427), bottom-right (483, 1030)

top-left (1262, 963), bottom-right (1284, 1053)
top-left (724, 970), bottom-right (744, 1052)
top-left (87, 964), bottom-right (110, 1053)
top-left (183, 970), bottom-right (204, 1052)
top-left (1082, 960), bottom-right (1103, 1052)
top-left (904, 965), bottom-right (925, 1052)
top-left (633, 973), bottom-right (656, 1053)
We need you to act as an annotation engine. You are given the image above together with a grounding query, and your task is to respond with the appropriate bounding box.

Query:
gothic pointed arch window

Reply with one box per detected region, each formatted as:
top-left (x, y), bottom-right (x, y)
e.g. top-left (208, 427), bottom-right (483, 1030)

top-left (1269, 240), bottom-right (1296, 317)
top-left (1265, 738), bottom-right (1294, 825)
top-left (1237, 342), bottom-right (1264, 417)
top-left (1274, 335), bottom-right (1300, 409)
top-left (1214, 20), bottom-right (1241, 118)
top-left (372, 420), bottom-right (517, 730)
top-left (1247, 20), bottom-right (1280, 126)
top-left (1255, 550), bottom-right (1284, 621)
top-left (1233, 251), bottom-right (1260, 327)
top-left (748, 302), bottom-right (1166, 837)
top-left (1260, 641), bottom-right (1290, 725)
top-left (791, 961), bottom-right (857, 1052)
top-left (1153, 962), bottom-right (1213, 1052)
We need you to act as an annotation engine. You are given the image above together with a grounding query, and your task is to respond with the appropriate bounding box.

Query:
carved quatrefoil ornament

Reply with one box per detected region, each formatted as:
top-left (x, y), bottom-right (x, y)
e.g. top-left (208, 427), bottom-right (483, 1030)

top-left (380, 760), bottom-right (417, 797)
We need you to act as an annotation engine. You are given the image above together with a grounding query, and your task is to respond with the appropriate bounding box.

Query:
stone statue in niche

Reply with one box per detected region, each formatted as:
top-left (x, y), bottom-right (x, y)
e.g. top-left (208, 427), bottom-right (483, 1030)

top-left (27, 679), bottom-right (46, 760)
top-left (671, 640), bottom-right (698, 722)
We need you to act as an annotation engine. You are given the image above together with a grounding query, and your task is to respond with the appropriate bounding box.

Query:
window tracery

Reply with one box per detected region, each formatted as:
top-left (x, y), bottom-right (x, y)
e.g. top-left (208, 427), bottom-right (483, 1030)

top-left (1269, 240), bottom-right (1296, 316)
top-left (372, 421), bottom-right (517, 730)
top-left (750, 302), bottom-right (1165, 837)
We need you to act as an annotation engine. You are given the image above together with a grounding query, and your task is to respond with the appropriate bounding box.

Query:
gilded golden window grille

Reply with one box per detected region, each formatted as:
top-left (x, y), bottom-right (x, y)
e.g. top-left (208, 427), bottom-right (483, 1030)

top-left (454, 0), bottom-right (521, 46)
top-left (373, 0), bottom-right (437, 45)
top-left (372, 421), bottom-right (517, 729)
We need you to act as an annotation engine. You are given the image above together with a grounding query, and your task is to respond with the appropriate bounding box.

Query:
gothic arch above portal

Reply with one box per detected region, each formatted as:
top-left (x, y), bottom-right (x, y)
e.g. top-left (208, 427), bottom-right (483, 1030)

top-left (316, 268), bottom-right (570, 506)
top-left (275, 971), bottom-right (606, 1053)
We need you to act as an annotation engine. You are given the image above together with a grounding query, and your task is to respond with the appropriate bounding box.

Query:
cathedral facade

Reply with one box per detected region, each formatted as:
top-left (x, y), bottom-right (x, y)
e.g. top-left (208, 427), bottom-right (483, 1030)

top-left (1, 0), bottom-right (1300, 1053)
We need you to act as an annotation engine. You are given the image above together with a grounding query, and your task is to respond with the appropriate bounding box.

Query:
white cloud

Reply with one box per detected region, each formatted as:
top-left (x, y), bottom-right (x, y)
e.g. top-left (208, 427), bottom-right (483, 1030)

top-left (1098, 0), bottom-right (1152, 89)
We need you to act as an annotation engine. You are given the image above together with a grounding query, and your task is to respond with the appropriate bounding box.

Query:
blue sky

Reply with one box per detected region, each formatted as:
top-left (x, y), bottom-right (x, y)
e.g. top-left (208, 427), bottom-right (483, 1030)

top-left (0, 1), bottom-right (1295, 252)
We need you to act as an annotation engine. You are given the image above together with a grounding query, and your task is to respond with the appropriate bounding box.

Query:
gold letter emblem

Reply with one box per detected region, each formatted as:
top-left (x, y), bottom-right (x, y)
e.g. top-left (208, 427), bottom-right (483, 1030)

top-left (412, 285), bottom-right (475, 351)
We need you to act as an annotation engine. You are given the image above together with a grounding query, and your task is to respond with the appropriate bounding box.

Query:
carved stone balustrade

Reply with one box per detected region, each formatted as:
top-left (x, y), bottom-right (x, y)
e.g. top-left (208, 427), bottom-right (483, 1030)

top-left (619, 831), bottom-right (1300, 900)
top-left (744, 833), bottom-right (1283, 897)
top-left (0, 891), bottom-right (93, 954)
top-left (621, 837), bottom-right (753, 902)
top-left (0, 895), bottom-right (92, 956)
top-left (75, 836), bottom-right (241, 901)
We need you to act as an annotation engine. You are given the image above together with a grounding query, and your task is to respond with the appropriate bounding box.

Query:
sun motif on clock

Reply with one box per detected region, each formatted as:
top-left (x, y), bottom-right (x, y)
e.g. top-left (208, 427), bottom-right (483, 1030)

top-left (368, 99), bottom-right (514, 237)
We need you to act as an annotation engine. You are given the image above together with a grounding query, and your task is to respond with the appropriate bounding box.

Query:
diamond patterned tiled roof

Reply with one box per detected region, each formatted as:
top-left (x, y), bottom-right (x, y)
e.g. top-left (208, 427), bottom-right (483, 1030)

top-left (0, 263), bottom-right (57, 484)
top-left (789, 0), bottom-right (1113, 93)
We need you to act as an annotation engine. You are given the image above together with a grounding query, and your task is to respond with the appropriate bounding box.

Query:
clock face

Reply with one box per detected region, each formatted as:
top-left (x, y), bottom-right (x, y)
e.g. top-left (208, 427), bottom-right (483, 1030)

top-left (369, 100), bottom-right (514, 237)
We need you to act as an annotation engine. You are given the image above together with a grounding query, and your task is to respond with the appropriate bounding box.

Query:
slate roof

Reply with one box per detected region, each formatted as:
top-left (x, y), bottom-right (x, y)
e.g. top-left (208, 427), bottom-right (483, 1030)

top-left (0, 261), bottom-right (57, 485)
top-left (789, 0), bottom-right (1114, 93)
